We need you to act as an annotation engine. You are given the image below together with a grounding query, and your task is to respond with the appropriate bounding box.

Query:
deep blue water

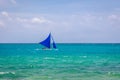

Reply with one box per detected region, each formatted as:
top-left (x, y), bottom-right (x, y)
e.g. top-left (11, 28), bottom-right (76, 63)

top-left (0, 43), bottom-right (120, 80)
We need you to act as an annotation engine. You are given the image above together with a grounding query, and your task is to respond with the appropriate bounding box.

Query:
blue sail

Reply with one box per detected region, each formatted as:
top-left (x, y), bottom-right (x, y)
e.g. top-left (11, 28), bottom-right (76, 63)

top-left (53, 41), bottom-right (57, 49)
top-left (51, 35), bottom-right (57, 49)
top-left (39, 33), bottom-right (57, 49)
top-left (39, 33), bottom-right (51, 48)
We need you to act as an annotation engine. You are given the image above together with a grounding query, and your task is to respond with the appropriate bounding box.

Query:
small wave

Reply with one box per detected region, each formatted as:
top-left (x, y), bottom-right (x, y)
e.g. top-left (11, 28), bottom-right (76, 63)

top-left (0, 72), bottom-right (15, 75)
top-left (35, 48), bottom-right (41, 51)
top-left (79, 56), bottom-right (87, 58)
top-left (83, 56), bottom-right (87, 58)
top-left (108, 72), bottom-right (120, 77)
top-left (43, 57), bottom-right (56, 60)
top-left (54, 49), bottom-right (58, 51)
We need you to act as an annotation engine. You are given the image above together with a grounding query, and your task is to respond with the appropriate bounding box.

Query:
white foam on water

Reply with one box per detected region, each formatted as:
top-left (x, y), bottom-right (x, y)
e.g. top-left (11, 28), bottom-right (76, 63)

top-left (83, 56), bottom-right (87, 58)
top-left (0, 71), bottom-right (15, 75)
top-left (54, 49), bottom-right (58, 51)
top-left (43, 57), bottom-right (56, 60)
top-left (35, 48), bottom-right (58, 51)
top-left (35, 48), bottom-right (41, 51)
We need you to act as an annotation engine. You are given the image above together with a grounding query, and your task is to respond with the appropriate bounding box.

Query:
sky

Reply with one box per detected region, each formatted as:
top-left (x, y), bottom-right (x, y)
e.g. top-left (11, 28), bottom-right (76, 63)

top-left (0, 0), bottom-right (120, 43)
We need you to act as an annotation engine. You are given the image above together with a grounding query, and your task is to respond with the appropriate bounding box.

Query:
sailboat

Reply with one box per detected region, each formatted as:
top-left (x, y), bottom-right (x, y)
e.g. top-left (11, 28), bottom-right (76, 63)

top-left (39, 33), bottom-right (57, 50)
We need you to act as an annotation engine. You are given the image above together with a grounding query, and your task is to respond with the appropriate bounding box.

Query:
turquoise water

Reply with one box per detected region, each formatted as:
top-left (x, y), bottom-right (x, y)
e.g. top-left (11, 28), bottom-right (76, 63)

top-left (0, 43), bottom-right (120, 80)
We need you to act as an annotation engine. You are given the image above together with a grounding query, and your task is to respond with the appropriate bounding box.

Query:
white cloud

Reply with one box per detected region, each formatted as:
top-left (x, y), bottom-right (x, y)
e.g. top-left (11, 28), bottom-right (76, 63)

top-left (1, 11), bottom-right (12, 21)
top-left (1, 11), bottom-right (9, 17)
top-left (16, 17), bottom-right (52, 24)
top-left (108, 14), bottom-right (120, 21)
top-left (0, 11), bottom-right (52, 26)
top-left (107, 14), bottom-right (120, 25)
top-left (31, 17), bottom-right (50, 24)
top-left (108, 15), bottom-right (118, 20)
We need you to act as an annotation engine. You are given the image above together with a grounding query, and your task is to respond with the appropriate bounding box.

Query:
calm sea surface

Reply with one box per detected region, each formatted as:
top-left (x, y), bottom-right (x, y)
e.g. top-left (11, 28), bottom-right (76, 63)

top-left (0, 43), bottom-right (120, 80)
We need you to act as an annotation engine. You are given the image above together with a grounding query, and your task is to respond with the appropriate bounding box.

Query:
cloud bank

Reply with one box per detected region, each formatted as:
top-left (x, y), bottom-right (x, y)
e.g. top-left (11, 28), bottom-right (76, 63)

top-left (0, 11), bottom-right (120, 43)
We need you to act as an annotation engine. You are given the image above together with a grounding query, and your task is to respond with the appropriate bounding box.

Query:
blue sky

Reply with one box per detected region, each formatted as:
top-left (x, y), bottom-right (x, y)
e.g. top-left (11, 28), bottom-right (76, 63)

top-left (0, 0), bottom-right (120, 43)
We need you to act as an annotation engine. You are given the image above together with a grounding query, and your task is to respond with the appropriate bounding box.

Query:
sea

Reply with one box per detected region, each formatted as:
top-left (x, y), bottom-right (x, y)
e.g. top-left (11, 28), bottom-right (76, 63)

top-left (0, 43), bottom-right (120, 80)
